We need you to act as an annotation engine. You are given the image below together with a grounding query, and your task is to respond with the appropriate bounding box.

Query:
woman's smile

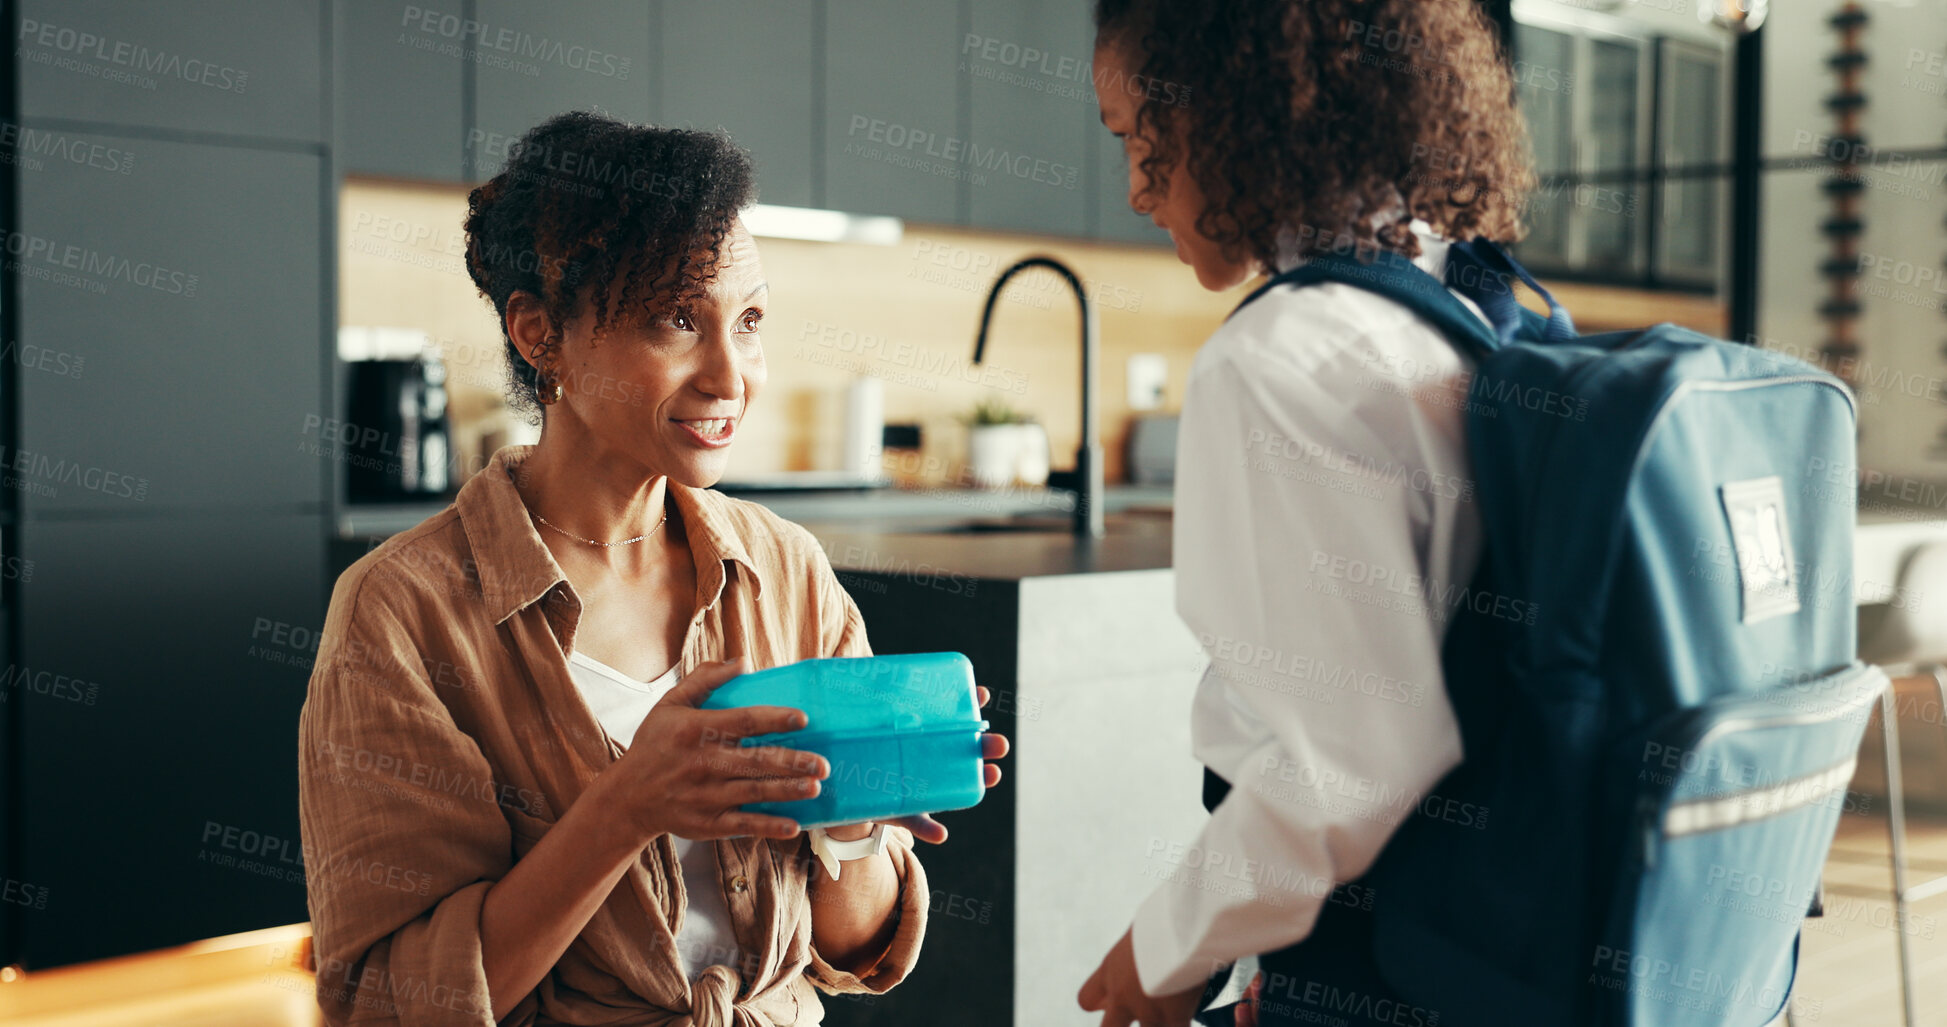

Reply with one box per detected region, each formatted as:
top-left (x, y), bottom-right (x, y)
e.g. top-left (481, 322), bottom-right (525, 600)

top-left (673, 415), bottom-right (738, 448)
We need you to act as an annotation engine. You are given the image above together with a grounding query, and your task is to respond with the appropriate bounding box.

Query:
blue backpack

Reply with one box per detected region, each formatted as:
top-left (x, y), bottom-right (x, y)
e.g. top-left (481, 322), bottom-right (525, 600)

top-left (1231, 241), bottom-right (1887, 1027)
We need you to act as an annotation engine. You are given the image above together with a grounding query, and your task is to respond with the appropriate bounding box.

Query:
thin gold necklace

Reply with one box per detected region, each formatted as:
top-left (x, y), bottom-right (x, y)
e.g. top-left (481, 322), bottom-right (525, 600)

top-left (531, 510), bottom-right (668, 548)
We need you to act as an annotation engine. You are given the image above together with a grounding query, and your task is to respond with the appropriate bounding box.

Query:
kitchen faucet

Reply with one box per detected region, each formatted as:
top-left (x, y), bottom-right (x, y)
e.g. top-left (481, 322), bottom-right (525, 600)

top-left (972, 256), bottom-right (1104, 539)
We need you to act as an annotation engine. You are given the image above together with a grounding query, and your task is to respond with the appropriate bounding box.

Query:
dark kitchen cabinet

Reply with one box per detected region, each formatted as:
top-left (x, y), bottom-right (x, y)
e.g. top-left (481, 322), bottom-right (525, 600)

top-left (467, 0), bottom-right (656, 179)
top-left (1082, 16), bottom-right (1180, 248)
top-left (965, 0), bottom-right (1092, 237)
top-left (16, 512), bottom-right (326, 968)
top-left (336, 0), bottom-right (467, 181)
top-left (819, 571), bottom-right (1023, 1027)
top-left (16, 133), bottom-right (325, 514)
top-left (5, 0), bottom-right (336, 975)
top-left (18, 0), bottom-right (324, 144)
top-left (660, 0), bottom-right (817, 208)
top-left (822, 0), bottom-right (966, 225)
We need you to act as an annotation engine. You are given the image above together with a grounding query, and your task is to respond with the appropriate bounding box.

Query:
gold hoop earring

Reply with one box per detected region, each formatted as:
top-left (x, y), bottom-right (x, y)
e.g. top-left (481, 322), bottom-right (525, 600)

top-left (534, 333), bottom-right (564, 405)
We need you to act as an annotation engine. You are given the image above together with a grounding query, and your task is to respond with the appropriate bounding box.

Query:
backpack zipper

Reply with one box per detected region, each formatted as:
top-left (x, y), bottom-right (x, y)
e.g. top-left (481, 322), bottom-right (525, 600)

top-left (1636, 664), bottom-right (1880, 869)
top-left (1620, 374), bottom-right (1858, 487)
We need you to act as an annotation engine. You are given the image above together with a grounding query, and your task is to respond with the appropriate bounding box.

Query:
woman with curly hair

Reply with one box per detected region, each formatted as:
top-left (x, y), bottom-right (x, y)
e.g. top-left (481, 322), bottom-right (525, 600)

top-left (298, 112), bottom-right (1005, 1026)
top-left (1075, 3), bottom-right (1532, 1026)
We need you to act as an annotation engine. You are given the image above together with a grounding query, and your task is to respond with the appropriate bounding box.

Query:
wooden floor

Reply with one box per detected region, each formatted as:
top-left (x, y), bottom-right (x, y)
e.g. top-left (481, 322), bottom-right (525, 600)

top-left (4, 816), bottom-right (1946, 1026)
top-left (1795, 809), bottom-right (1947, 1026)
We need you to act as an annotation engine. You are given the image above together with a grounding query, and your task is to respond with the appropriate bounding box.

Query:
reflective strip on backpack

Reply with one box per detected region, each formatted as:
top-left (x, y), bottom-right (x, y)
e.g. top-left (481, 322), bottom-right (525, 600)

top-left (1662, 757), bottom-right (1857, 838)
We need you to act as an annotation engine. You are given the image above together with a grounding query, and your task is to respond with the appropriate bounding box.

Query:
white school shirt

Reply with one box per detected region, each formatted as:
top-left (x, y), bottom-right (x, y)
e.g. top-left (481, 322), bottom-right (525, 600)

top-left (1130, 228), bottom-right (1489, 996)
top-left (566, 651), bottom-right (744, 982)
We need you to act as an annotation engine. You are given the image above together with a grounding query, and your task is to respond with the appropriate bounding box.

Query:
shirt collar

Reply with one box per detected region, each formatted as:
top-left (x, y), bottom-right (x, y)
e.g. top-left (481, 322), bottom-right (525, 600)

top-left (1268, 195), bottom-right (1449, 276)
top-left (454, 445), bottom-right (766, 627)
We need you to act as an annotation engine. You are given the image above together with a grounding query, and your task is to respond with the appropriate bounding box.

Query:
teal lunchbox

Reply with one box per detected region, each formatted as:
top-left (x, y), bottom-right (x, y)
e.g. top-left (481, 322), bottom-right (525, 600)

top-left (699, 652), bottom-right (988, 828)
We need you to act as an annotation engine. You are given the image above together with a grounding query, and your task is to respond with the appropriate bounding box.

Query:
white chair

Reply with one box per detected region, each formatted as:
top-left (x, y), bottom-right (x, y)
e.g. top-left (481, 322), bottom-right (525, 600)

top-left (1853, 539), bottom-right (1947, 1027)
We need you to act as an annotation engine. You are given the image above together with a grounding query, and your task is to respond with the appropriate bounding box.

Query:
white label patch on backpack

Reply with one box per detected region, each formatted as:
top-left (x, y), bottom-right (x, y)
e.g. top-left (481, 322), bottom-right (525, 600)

top-left (1720, 476), bottom-right (1801, 624)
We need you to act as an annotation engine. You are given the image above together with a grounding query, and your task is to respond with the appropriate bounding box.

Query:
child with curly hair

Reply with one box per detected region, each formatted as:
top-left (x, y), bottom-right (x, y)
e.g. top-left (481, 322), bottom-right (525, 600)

top-left (1075, 3), bottom-right (1534, 1025)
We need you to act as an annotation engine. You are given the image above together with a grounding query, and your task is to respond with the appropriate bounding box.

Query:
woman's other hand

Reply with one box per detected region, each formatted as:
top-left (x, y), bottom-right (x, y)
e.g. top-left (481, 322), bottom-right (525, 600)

top-left (878, 684), bottom-right (1009, 844)
top-left (606, 656), bottom-right (825, 843)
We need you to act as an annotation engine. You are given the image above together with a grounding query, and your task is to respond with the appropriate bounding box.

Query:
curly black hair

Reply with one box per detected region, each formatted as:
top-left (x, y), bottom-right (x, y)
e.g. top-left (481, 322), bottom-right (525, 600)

top-left (463, 111), bottom-right (756, 417)
top-left (1094, 0), bottom-right (1534, 265)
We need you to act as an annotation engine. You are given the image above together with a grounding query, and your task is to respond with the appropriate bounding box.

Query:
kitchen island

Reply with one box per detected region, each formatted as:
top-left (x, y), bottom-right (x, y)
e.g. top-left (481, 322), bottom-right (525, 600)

top-left (800, 512), bottom-right (1210, 1027)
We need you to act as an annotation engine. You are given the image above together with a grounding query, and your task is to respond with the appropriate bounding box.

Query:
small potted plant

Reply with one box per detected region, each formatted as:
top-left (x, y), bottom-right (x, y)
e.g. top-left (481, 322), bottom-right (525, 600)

top-left (962, 398), bottom-right (1035, 489)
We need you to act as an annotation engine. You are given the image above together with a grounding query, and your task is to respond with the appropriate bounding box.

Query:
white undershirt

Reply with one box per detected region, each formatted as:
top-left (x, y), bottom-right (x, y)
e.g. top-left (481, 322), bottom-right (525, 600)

top-left (566, 651), bottom-right (743, 981)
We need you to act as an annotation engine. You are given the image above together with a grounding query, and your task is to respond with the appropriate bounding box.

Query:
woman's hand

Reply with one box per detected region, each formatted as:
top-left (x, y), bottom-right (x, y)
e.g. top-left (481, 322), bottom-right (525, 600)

top-left (874, 685), bottom-right (1010, 844)
top-left (481, 655), bottom-right (811, 1021)
top-left (605, 657), bottom-right (827, 844)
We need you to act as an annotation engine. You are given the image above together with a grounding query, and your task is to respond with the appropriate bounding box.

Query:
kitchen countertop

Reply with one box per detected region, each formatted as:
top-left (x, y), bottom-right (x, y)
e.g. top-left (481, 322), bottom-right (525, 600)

top-left (1856, 498), bottom-right (1947, 604)
top-left (336, 481), bottom-right (1947, 600)
top-left (807, 511), bottom-right (1174, 582)
top-left (333, 483), bottom-right (1175, 541)
top-left (739, 481), bottom-right (1172, 525)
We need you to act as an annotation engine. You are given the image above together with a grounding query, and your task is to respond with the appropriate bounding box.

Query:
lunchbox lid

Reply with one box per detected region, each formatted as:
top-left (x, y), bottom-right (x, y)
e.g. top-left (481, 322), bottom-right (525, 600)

top-left (700, 652), bottom-right (981, 734)
top-left (748, 719), bottom-right (992, 751)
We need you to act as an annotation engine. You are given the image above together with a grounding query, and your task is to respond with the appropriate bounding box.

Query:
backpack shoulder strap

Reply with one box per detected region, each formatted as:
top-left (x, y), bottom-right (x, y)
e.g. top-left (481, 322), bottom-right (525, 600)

top-left (1235, 241), bottom-right (1583, 360)
top-left (1231, 248), bottom-right (1501, 362)
top-left (1445, 239), bottom-right (1577, 348)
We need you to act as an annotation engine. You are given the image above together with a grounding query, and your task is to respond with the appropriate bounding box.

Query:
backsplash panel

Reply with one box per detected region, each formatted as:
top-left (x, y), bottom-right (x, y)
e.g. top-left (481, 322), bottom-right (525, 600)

top-left (339, 177), bottom-right (1238, 487)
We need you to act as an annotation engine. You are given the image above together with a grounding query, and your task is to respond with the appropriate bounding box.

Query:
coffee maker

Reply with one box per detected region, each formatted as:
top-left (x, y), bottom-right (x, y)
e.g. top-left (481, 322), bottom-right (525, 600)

top-left (338, 327), bottom-right (452, 503)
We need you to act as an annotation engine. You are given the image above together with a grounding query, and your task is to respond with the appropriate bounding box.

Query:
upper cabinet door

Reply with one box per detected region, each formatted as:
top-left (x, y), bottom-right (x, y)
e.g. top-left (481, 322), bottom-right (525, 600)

top-left (1659, 40), bottom-right (1726, 174)
top-left (1514, 23), bottom-right (1576, 179)
top-left (1657, 39), bottom-right (1728, 285)
top-left (1578, 37), bottom-right (1650, 278)
top-left (1511, 12), bottom-right (1665, 281)
top-left (1582, 35), bottom-right (1648, 176)
top-left (466, 0), bottom-right (656, 180)
top-left (823, 0), bottom-right (966, 224)
top-left (18, 0), bottom-right (323, 143)
top-left (965, 0), bottom-right (1092, 236)
top-left (336, 0), bottom-right (467, 181)
top-left (661, 0), bottom-right (816, 209)
top-left (1512, 22), bottom-right (1576, 270)
top-left (17, 134), bottom-right (324, 514)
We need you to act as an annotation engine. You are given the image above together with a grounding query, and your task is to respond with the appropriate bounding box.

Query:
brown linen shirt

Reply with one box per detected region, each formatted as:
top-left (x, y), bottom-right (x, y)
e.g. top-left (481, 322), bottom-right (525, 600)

top-left (297, 445), bottom-right (929, 1027)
